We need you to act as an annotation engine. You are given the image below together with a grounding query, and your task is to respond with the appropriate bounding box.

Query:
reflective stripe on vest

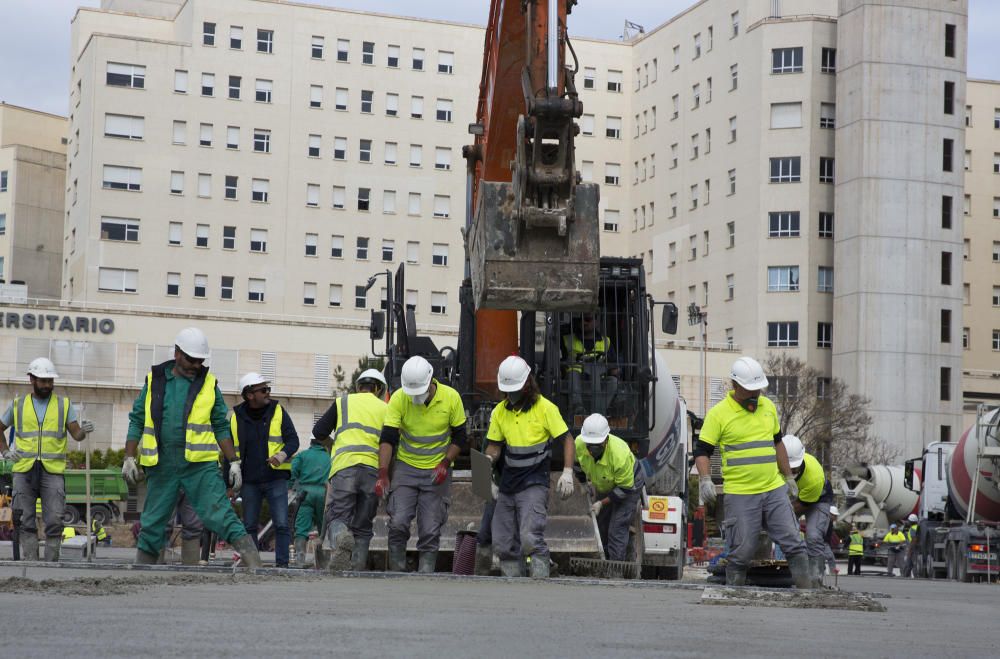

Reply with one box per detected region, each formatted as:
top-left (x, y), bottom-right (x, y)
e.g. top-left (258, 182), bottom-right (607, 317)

top-left (504, 442), bottom-right (550, 469)
top-left (329, 393), bottom-right (385, 478)
top-left (721, 437), bottom-right (777, 468)
top-left (139, 371), bottom-right (219, 466)
top-left (231, 403), bottom-right (290, 471)
top-left (12, 395), bottom-right (69, 474)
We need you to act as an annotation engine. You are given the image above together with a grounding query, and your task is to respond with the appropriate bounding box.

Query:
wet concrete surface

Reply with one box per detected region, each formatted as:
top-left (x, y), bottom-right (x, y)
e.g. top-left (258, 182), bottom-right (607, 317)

top-left (0, 562), bottom-right (996, 658)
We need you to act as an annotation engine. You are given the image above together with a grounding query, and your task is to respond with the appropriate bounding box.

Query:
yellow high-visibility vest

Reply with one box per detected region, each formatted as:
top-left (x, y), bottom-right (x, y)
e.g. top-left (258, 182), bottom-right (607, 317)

top-left (12, 395), bottom-right (70, 474)
top-left (330, 393), bottom-right (386, 478)
top-left (139, 370), bottom-right (219, 467)
top-left (231, 403), bottom-right (291, 471)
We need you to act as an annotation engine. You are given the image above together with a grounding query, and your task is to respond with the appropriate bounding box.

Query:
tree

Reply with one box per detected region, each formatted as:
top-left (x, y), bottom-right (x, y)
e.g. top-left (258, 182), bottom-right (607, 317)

top-left (762, 353), bottom-right (899, 468)
top-left (332, 356), bottom-right (385, 396)
top-left (331, 364), bottom-right (348, 396)
top-left (348, 356), bottom-right (386, 392)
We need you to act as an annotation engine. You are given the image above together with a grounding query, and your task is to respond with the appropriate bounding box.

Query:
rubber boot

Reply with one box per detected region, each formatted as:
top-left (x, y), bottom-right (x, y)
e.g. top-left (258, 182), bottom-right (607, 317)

top-left (43, 537), bottom-right (61, 562)
top-left (528, 554), bottom-right (550, 579)
top-left (475, 544), bottom-right (493, 576)
top-left (231, 534), bottom-right (263, 568)
top-left (181, 538), bottom-right (201, 566)
top-left (20, 533), bottom-right (39, 561)
top-left (418, 551), bottom-right (437, 574)
top-left (135, 548), bottom-right (159, 564)
top-left (293, 537), bottom-right (308, 568)
top-left (351, 539), bottom-right (371, 571)
top-left (326, 521), bottom-right (355, 572)
top-left (726, 566), bottom-right (747, 586)
top-left (500, 559), bottom-right (521, 577)
top-left (809, 556), bottom-right (825, 588)
top-left (388, 545), bottom-right (407, 572)
top-left (787, 552), bottom-right (814, 589)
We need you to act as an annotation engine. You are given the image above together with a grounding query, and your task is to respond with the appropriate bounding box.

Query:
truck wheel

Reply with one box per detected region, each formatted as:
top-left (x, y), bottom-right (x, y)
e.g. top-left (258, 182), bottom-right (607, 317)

top-left (61, 505), bottom-right (81, 525)
top-left (664, 564), bottom-right (684, 581)
top-left (945, 542), bottom-right (957, 581)
top-left (957, 544), bottom-right (970, 583)
top-left (90, 504), bottom-right (114, 526)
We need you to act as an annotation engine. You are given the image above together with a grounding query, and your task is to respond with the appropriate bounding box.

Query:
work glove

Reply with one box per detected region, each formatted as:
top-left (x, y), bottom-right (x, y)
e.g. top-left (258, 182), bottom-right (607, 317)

top-left (491, 482), bottom-right (499, 500)
top-left (699, 475), bottom-right (716, 504)
top-left (228, 459), bottom-right (243, 492)
top-left (121, 456), bottom-right (139, 486)
top-left (590, 499), bottom-right (604, 516)
top-left (267, 451), bottom-right (287, 467)
top-left (431, 459), bottom-right (450, 485)
top-left (3, 447), bottom-right (23, 462)
top-left (556, 467), bottom-right (575, 499)
top-left (80, 419), bottom-right (95, 434)
top-left (785, 474), bottom-right (799, 498)
top-left (375, 468), bottom-right (391, 500)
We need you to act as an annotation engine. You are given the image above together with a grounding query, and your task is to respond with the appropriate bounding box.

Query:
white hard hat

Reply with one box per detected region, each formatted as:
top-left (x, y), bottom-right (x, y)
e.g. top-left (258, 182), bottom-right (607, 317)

top-left (907, 513), bottom-right (918, 523)
top-left (239, 372), bottom-right (268, 393)
top-left (730, 356), bottom-right (768, 391)
top-left (497, 355), bottom-right (531, 392)
top-left (357, 368), bottom-right (388, 388)
top-left (27, 357), bottom-right (59, 379)
top-left (174, 327), bottom-right (210, 359)
top-left (782, 434), bottom-right (805, 469)
top-left (580, 413), bottom-right (611, 444)
top-left (829, 506), bottom-right (839, 516)
top-left (400, 356), bottom-right (433, 395)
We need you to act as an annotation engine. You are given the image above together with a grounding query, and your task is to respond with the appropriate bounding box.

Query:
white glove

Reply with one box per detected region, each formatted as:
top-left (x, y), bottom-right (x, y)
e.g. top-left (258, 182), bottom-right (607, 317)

top-left (556, 467), bottom-right (575, 499)
top-left (590, 499), bottom-right (604, 516)
top-left (80, 419), bottom-right (95, 434)
top-left (699, 475), bottom-right (716, 504)
top-left (229, 460), bottom-right (243, 491)
top-left (269, 451), bottom-right (287, 466)
top-left (785, 474), bottom-right (799, 498)
top-left (122, 456), bottom-right (139, 485)
top-left (491, 482), bottom-right (499, 500)
top-left (3, 447), bottom-right (22, 462)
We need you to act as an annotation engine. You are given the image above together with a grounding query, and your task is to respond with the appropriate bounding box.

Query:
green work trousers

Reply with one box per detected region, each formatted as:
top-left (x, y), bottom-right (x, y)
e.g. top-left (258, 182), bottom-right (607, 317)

top-left (294, 484), bottom-right (327, 540)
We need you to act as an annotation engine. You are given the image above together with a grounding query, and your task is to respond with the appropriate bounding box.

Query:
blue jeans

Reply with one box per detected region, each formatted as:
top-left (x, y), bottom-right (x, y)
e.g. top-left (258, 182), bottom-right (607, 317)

top-left (241, 479), bottom-right (290, 566)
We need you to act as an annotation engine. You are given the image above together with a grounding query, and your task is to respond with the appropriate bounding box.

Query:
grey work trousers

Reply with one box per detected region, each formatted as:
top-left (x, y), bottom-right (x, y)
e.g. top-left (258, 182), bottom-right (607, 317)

top-left (886, 548), bottom-right (904, 575)
top-left (492, 484), bottom-right (550, 561)
top-left (325, 464), bottom-right (379, 542)
top-left (13, 466), bottom-right (65, 539)
top-left (804, 503), bottom-right (831, 560)
top-left (386, 461), bottom-right (451, 552)
top-left (723, 485), bottom-right (806, 570)
top-left (173, 490), bottom-right (204, 541)
top-left (596, 488), bottom-right (640, 561)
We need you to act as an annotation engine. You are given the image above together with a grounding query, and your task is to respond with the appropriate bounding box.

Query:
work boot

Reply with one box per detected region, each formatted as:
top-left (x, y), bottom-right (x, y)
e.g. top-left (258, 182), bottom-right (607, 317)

top-left (293, 537), bottom-right (309, 568)
top-left (528, 554), bottom-right (550, 579)
top-left (787, 553), bottom-right (814, 589)
top-left (43, 537), bottom-right (61, 562)
top-left (351, 539), bottom-right (371, 571)
top-left (231, 534), bottom-right (263, 569)
top-left (418, 551), bottom-right (437, 574)
top-left (326, 521), bottom-right (355, 572)
top-left (500, 559), bottom-right (521, 577)
top-left (20, 533), bottom-right (39, 561)
top-left (135, 548), bottom-right (159, 564)
top-left (726, 566), bottom-right (747, 586)
top-left (181, 538), bottom-right (201, 566)
top-left (475, 544), bottom-right (493, 576)
top-left (388, 545), bottom-right (407, 572)
top-left (809, 556), bottom-right (825, 588)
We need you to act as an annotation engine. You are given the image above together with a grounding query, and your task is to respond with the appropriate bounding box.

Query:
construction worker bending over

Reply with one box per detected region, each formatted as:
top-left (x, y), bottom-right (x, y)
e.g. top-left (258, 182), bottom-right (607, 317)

top-left (377, 356), bottom-right (467, 573)
top-left (228, 372), bottom-right (299, 567)
top-left (0, 357), bottom-right (94, 562)
top-left (883, 524), bottom-right (907, 577)
top-left (693, 356), bottom-right (811, 588)
top-left (312, 369), bottom-right (387, 571)
top-left (121, 328), bottom-right (262, 567)
top-left (484, 356), bottom-right (575, 578)
top-left (847, 525), bottom-right (864, 575)
top-left (575, 413), bottom-right (644, 562)
top-left (290, 436), bottom-right (331, 567)
top-left (782, 434), bottom-right (835, 587)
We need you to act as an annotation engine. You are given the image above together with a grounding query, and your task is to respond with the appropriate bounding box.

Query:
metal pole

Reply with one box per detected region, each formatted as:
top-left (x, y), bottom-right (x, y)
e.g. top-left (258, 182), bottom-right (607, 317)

top-left (84, 436), bottom-right (93, 562)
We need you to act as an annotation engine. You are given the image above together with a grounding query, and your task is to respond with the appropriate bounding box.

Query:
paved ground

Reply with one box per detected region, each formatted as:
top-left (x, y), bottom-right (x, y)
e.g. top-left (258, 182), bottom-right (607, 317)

top-left (0, 560), bottom-right (997, 658)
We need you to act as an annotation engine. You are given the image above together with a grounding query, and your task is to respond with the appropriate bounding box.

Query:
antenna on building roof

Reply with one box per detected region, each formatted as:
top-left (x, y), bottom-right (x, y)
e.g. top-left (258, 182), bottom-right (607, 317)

top-left (622, 20), bottom-right (644, 40)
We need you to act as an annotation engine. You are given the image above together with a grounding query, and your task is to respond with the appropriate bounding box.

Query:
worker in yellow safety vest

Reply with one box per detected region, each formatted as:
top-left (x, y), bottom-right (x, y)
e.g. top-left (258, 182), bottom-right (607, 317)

top-left (883, 524), bottom-right (907, 577)
top-left (0, 357), bottom-right (94, 562)
top-left (91, 517), bottom-right (110, 545)
top-left (562, 313), bottom-right (619, 415)
top-left (848, 525), bottom-right (864, 575)
top-left (782, 434), bottom-right (836, 587)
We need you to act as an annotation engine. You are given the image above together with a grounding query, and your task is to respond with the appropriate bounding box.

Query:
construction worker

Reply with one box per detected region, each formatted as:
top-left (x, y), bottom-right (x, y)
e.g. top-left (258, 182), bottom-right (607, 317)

top-left (883, 523), bottom-right (907, 577)
top-left (847, 525), bottom-right (864, 575)
top-left (902, 513), bottom-right (919, 578)
top-left (694, 356), bottom-right (811, 588)
top-left (782, 434), bottom-right (835, 587)
top-left (228, 372), bottom-right (299, 567)
top-left (562, 313), bottom-right (619, 415)
top-left (0, 357), bottom-right (94, 562)
top-left (91, 517), bottom-right (110, 545)
top-left (313, 368), bottom-right (387, 571)
top-left (121, 327), bottom-right (262, 567)
top-left (290, 436), bottom-right (331, 567)
top-left (575, 413), bottom-right (643, 561)
top-left (824, 505), bottom-right (840, 576)
top-left (484, 356), bottom-right (575, 578)
top-left (377, 356), bottom-right (467, 573)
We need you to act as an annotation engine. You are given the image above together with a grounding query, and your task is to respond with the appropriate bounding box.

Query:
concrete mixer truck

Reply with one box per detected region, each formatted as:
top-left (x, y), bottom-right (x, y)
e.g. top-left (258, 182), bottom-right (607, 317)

top-left (837, 464), bottom-right (919, 564)
top-left (903, 406), bottom-right (1000, 582)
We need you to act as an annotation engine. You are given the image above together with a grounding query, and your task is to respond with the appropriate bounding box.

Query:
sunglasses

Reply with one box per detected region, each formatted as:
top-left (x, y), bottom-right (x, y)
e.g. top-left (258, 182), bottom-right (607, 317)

top-left (249, 386), bottom-right (271, 395)
top-left (178, 351), bottom-right (206, 365)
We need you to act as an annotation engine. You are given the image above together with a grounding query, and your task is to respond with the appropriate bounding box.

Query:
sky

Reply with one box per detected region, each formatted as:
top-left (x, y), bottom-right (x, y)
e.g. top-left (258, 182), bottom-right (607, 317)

top-left (1, 0), bottom-right (998, 117)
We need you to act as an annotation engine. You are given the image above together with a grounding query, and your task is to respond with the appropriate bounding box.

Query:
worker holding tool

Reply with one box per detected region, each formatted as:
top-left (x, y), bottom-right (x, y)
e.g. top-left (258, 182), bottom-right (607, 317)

top-left (847, 525), bottom-right (864, 575)
top-left (227, 371), bottom-right (299, 567)
top-left (378, 356), bottom-right (467, 573)
top-left (312, 368), bottom-right (387, 571)
top-left (484, 356), bottom-right (575, 578)
top-left (782, 434), bottom-right (835, 587)
top-left (883, 523), bottom-right (907, 577)
top-left (575, 413), bottom-right (644, 561)
top-left (122, 327), bottom-right (262, 567)
top-left (290, 437), bottom-right (332, 568)
top-left (693, 356), bottom-right (812, 588)
top-left (0, 357), bottom-right (94, 562)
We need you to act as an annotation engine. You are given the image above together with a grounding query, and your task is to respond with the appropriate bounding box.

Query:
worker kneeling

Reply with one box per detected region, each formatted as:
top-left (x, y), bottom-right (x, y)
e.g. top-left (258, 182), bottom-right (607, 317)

top-left (575, 414), bottom-right (644, 561)
top-left (783, 434), bottom-right (835, 587)
top-left (693, 356), bottom-right (811, 588)
top-left (377, 357), bottom-right (467, 573)
top-left (485, 356), bottom-right (575, 578)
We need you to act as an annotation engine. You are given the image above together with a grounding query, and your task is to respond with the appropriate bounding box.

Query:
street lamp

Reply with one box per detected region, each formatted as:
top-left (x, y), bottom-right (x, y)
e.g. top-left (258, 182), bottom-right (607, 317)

top-left (687, 303), bottom-right (708, 416)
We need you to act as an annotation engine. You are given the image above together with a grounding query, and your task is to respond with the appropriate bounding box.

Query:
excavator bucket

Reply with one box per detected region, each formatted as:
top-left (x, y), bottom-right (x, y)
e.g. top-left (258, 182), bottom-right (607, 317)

top-left (468, 180), bottom-right (600, 311)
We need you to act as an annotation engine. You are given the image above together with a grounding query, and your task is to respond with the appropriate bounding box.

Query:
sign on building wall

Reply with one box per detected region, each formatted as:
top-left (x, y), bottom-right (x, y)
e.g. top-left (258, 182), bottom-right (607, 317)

top-left (0, 311), bottom-right (115, 334)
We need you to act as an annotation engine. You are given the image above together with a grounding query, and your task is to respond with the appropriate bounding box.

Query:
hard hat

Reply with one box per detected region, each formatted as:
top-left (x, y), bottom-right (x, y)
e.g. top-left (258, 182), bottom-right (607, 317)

top-left (579, 413), bottom-right (611, 444)
top-left (829, 506), bottom-right (839, 516)
top-left (239, 372), bottom-right (268, 393)
top-left (890, 523), bottom-right (897, 529)
top-left (27, 357), bottom-right (59, 379)
top-left (400, 356), bottom-right (433, 395)
top-left (357, 368), bottom-right (388, 388)
top-left (782, 434), bottom-right (805, 469)
top-left (907, 513), bottom-right (918, 523)
top-left (730, 356), bottom-right (768, 391)
top-left (174, 327), bottom-right (210, 359)
top-left (497, 355), bottom-right (531, 392)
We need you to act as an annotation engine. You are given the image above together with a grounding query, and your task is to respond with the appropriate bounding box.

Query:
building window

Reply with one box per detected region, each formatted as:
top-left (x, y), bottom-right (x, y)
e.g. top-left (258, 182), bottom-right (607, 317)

top-left (603, 209), bottom-right (619, 233)
top-left (193, 274), bottom-right (207, 298)
top-left (819, 157), bottom-right (835, 183)
top-left (411, 96), bottom-right (424, 119)
top-left (383, 190), bottom-right (396, 214)
top-left (329, 284), bottom-right (342, 308)
top-left (308, 134), bottom-right (321, 157)
top-left (941, 251), bottom-right (952, 285)
top-left (249, 229), bottom-right (268, 253)
top-left (197, 173), bottom-right (211, 197)
top-left (819, 103), bottom-right (835, 129)
top-left (994, 330), bottom-right (1000, 351)
top-left (431, 292), bottom-right (447, 315)
top-left (771, 47), bottom-right (803, 74)
top-left (942, 195), bottom-right (953, 229)
top-left (406, 241), bottom-right (420, 264)
top-left (334, 137), bottom-right (347, 160)
top-left (166, 272), bottom-right (180, 296)
top-left (302, 282), bottom-right (316, 306)
top-left (692, 83), bottom-right (700, 109)
top-left (943, 138), bottom-right (953, 171)
top-left (306, 183), bottom-right (319, 207)
top-left (311, 35), bottom-right (324, 59)
top-left (255, 79), bottom-right (272, 103)
top-left (199, 123), bottom-right (213, 147)
top-left (253, 129), bottom-right (271, 153)
top-left (361, 89), bottom-right (374, 114)
top-left (730, 63), bottom-right (738, 90)
top-left (818, 212), bottom-right (834, 238)
top-left (767, 266), bottom-right (800, 292)
top-left (332, 87), bottom-right (347, 111)
top-left (387, 44), bottom-right (400, 67)
top-left (229, 25), bottom-right (243, 49)
top-left (0, 214), bottom-right (5, 235)
top-left (257, 29), bottom-right (274, 54)
top-left (606, 116), bottom-right (622, 139)
top-left (770, 102), bottom-right (802, 129)
top-left (223, 226), bottom-right (236, 250)
top-left (333, 186), bottom-right (345, 209)
top-left (330, 235), bottom-right (344, 258)
top-left (817, 266), bottom-right (834, 293)
top-left (728, 169), bottom-right (736, 195)
top-left (357, 187), bottom-right (370, 211)
top-left (768, 211), bottom-right (800, 237)
top-left (436, 99), bottom-right (453, 122)
top-left (174, 69), bottom-right (188, 93)
top-left (817, 322), bottom-right (832, 348)
top-left (227, 75), bottom-right (241, 100)
top-left (98, 267), bottom-right (138, 293)
top-left (248, 278), bottom-right (265, 302)
top-left (196, 224), bottom-right (209, 247)
top-left (104, 113), bottom-right (144, 140)
top-left (670, 193), bottom-right (677, 218)
top-left (381, 239), bottom-right (395, 262)
top-left (356, 236), bottom-right (369, 260)
top-left (605, 163), bottom-right (621, 186)
top-left (251, 179), bottom-right (269, 203)
top-left (944, 24), bottom-right (956, 58)
top-left (820, 47), bottom-right (836, 73)
top-left (386, 93), bottom-right (399, 117)
top-left (963, 327), bottom-right (970, 350)
top-left (994, 286), bottom-right (1000, 307)
top-left (944, 81), bottom-right (955, 115)
top-left (726, 274), bottom-right (734, 300)
top-left (409, 144), bottom-right (422, 167)
top-left (940, 367), bottom-right (951, 401)
top-left (106, 62), bottom-right (145, 88)
top-left (102, 165), bottom-right (142, 191)
top-left (310, 85), bottom-right (323, 108)
top-left (583, 67), bottom-right (595, 89)
top-left (432, 243), bottom-right (449, 266)
top-left (767, 322), bottom-right (799, 347)
top-left (355, 286), bottom-right (367, 309)
top-left (100, 216), bottom-right (139, 242)
top-left (435, 147), bottom-right (452, 171)
top-left (168, 222), bottom-right (182, 246)
top-left (941, 309), bottom-right (952, 343)
top-left (769, 157), bottom-right (801, 183)
top-left (607, 70), bottom-right (623, 92)
top-left (359, 139), bottom-right (372, 163)
top-left (727, 221), bottom-right (735, 248)
top-left (412, 48), bottom-right (424, 71)
top-left (362, 41), bottom-right (375, 65)
top-left (201, 73), bottom-right (215, 97)
top-left (433, 195), bottom-right (451, 218)
top-left (438, 50), bottom-right (454, 74)
top-left (993, 241), bottom-right (1000, 263)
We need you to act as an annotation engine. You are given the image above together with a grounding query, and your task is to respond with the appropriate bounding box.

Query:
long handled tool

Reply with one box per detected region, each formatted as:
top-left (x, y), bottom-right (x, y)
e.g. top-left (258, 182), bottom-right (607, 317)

top-left (568, 489), bottom-right (641, 580)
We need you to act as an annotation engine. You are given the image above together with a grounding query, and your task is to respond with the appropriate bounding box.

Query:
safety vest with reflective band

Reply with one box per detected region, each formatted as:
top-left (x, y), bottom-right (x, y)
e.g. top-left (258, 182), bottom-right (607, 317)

top-left (574, 434), bottom-right (644, 500)
top-left (330, 393), bottom-right (386, 478)
top-left (231, 402), bottom-right (291, 471)
top-left (488, 394), bottom-right (568, 471)
top-left (698, 391), bottom-right (785, 495)
top-left (795, 453), bottom-right (831, 504)
top-left (11, 395), bottom-right (70, 474)
top-left (91, 519), bottom-right (108, 541)
top-left (385, 380), bottom-right (466, 470)
top-left (563, 334), bottom-right (610, 373)
top-left (63, 526), bottom-right (76, 540)
top-left (139, 365), bottom-right (219, 467)
top-left (849, 532), bottom-right (864, 556)
top-left (883, 531), bottom-right (907, 548)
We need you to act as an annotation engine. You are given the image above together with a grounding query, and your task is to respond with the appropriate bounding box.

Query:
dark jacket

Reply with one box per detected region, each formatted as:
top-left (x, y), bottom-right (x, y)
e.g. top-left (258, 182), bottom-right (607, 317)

top-left (229, 399), bottom-right (299, 484)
